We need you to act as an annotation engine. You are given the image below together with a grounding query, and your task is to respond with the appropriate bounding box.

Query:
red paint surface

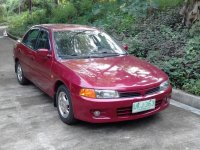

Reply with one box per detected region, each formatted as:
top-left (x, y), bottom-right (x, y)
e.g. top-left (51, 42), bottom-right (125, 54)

top-left (14, 24), bottom-right (172, 123)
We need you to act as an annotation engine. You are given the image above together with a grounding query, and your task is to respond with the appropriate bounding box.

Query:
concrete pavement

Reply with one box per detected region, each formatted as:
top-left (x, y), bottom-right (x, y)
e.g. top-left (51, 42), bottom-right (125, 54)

top-left (0, 28), bottom-right (200, 150)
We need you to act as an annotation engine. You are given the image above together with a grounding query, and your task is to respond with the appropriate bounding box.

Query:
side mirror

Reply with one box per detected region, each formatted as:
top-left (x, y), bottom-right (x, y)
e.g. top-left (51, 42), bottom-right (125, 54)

top-left (37, 49), bottom-right (50, 58)
top-left (123, 44), bottom-right (129, 51)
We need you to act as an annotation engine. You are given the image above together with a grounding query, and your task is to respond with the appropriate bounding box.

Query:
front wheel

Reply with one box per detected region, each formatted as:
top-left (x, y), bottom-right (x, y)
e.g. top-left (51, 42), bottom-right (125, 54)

top-left (56, 85), bottom-right (77, 125)
top-left (16, 61), bottom-right (29, 85)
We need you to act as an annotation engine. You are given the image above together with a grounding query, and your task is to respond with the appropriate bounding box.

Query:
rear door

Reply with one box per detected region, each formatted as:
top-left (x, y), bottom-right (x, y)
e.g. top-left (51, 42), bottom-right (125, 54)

top-left (17, 28), bottom-right (40, 81)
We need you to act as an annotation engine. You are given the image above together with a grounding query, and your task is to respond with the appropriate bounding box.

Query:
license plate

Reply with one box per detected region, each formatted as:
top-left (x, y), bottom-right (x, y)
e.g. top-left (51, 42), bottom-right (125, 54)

top-left (132, 99), bottom-right (156, 113)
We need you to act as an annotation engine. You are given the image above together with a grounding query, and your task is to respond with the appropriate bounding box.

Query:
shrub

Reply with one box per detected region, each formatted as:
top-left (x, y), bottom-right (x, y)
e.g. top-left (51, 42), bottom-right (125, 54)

top-left (91, 1), bottom-right (135, 39)
top-left (120, 0), bottom-right (158, 18)
top-left (73, 0), bottom-right (93, 15)
top-left (8, 9), bottom-right (47, 37)
top-left (51, 2), bottom-right (77, 23)
top-left (153, 0), bottom-right (183, 10)
top-left (125, 8), bottom-right (200, 95)
top-left (7, 12), bottom-right (29, 37)
top-left (183, 80), bottom-right (200, 95)
top-left (0, 5), bottom-right (6, 23)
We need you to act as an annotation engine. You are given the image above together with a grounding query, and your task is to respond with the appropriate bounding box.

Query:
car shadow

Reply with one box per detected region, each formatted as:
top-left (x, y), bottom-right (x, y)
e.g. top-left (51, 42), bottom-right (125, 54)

top-left (73, 113), bottom-right (162, 131)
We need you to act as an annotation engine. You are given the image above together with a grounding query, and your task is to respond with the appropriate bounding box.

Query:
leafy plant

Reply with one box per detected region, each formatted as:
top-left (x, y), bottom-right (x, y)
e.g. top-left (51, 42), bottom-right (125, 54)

top-left (51, 2), bottom-right (77, 23)
top-left (153, 0), bottom-right (183, 10)
top-left (124, 8), bottom-right (200, 95)
top-left (120, 0), bottom-right (158, 18)
top-left (183, 80), bottom-right (200, 95)
top-left (8, 9), bottom-right (48, 36)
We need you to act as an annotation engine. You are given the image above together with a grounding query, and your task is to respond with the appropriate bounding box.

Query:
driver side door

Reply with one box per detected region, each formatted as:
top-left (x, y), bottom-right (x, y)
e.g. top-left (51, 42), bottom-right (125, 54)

top-left (31, 29), bottom-right (53, 94)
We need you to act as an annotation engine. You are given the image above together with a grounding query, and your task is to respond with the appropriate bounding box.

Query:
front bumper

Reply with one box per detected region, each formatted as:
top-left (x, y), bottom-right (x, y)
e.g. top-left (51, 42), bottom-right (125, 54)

top-left (72, 86), bottom-right (172, 123)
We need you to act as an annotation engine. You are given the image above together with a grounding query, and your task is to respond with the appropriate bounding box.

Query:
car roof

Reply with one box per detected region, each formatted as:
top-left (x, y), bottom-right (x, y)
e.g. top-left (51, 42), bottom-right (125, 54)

top-left (34, 24), bottom-right (98, 32)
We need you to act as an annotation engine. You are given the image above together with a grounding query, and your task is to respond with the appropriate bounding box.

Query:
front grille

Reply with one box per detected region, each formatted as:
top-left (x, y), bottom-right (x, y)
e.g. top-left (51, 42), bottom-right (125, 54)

top-left (119, 92), bottom-right (141, 98)
top-left (119, 86), bottom-right (160, 98)
top-left (146, 87), bottom-right (160, 95)
top-left (116, 99), bottom-right (163, 117)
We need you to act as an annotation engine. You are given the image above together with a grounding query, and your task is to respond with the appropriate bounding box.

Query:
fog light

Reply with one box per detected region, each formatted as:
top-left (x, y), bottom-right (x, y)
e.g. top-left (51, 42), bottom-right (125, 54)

top-left (164, 97), bottom-right (168, 103)
top-left (164, 96), bottom-right (170, 103)
top-left (93, 110), bottom-right (101, 117)
top-left (167, 97), bottom-right (171, 102)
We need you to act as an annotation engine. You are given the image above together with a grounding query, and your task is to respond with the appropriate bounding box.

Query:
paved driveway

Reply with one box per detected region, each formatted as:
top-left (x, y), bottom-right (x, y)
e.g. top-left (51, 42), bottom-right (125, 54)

top-left (0, 29), bottom-right (200, 150)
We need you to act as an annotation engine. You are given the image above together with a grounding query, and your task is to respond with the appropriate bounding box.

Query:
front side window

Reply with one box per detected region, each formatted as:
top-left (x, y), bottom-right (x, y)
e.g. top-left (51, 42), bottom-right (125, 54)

top-left (22, 29), bottom-right (40, 50)
top-left (53, 30), bottom-right (126, 59)
top-left (36, 30), bottom-right (50, 50)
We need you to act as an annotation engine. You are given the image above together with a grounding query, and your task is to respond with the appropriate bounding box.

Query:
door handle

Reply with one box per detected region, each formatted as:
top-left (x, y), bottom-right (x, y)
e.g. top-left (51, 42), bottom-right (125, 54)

top-left (30, 56), bottom-right (35, 61)
top-left (18, 48), bottom-right (21, 53)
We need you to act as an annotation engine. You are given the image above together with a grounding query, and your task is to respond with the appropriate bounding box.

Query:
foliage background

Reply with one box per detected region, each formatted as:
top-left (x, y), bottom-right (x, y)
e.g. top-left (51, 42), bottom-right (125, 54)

top-left (1, 0), bottom-right (199, 95)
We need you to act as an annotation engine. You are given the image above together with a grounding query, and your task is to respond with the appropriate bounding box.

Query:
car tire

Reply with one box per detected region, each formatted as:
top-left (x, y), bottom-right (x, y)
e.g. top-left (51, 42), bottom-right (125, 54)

top-left (56, 85), bottom-right (77, 125)
top-left (16, 61), bottom-right (29, 85)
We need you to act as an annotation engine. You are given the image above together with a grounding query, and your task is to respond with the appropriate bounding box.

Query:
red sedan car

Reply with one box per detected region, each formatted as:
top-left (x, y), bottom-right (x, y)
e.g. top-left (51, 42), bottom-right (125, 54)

top-left (13, 24), bottom-right (172, 124)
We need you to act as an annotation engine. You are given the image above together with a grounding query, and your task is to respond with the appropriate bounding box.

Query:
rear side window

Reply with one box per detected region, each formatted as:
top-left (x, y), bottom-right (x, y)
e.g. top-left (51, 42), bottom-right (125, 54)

top-left (22, 29), bottom-right (40, 50)
top-left (36, 30), bottom-right (50, 50)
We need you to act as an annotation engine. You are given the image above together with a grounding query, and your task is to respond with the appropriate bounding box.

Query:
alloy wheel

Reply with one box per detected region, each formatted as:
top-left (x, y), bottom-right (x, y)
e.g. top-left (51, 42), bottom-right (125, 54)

top-left (58, 91), bottom-right (70, 118)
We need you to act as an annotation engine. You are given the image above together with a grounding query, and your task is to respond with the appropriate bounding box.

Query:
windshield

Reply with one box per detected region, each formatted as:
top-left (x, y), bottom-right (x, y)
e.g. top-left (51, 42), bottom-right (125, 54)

top-left (53, 30), bottom-right (126, 59)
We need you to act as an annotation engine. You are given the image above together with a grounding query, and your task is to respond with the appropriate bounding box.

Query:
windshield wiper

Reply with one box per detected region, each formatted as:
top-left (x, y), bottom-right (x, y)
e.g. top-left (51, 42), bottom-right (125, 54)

top-left (90, 51), bottom-right (121, 56)
top-left (58, 54), bottom-right (90, 59)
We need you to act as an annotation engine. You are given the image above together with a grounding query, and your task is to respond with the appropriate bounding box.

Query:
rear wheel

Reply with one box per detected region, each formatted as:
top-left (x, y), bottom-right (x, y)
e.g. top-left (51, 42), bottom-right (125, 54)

top-left (16, 61), bottom-right (29, 85)
top-left (56, 85), bottom-right (76, 125)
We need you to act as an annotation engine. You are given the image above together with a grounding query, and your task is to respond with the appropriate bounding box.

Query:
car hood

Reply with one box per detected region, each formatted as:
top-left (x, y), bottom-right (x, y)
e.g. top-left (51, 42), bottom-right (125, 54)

top-left (60, 55), bottom-right (168, 90)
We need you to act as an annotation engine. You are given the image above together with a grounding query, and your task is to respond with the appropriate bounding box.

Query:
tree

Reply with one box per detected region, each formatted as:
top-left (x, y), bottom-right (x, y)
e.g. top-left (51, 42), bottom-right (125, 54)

top-left (55, 0), bottom-right (58, 5)
top-left (180, 0), bottom-right (200, 27)
top-left (0, 0), bottom-right (6, 4)
top-left (28, 0), bottom-right (32, 13)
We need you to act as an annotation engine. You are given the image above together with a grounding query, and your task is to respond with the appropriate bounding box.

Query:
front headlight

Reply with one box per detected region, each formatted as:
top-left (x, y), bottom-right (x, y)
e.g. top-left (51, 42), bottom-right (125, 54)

top-left (95, 90), bottom-right (119, 99)
top-left (80, 88), bottom-right (119, 99)
top-left (160, 80), bottom-right (170, 91)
